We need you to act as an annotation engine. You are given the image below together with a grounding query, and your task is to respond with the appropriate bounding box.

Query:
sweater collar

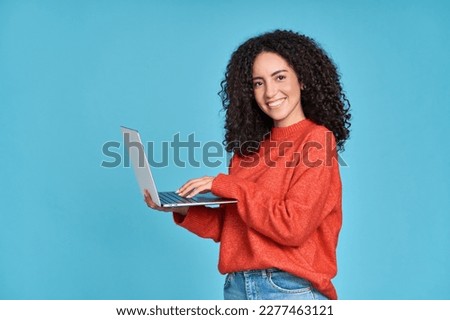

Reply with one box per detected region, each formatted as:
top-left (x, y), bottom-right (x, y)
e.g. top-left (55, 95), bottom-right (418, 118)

top-left (269, 119), bottom-right (313, 141)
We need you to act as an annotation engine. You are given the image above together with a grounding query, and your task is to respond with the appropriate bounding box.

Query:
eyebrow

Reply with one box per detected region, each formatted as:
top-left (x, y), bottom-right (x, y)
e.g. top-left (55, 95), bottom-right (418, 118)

top-left (252, 69), bottom-right (288, 80)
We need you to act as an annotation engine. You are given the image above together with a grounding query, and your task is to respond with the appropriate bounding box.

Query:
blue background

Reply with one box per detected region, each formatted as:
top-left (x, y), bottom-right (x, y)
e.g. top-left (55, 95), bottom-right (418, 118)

top-left (1, 0), bottom-right (449, 299)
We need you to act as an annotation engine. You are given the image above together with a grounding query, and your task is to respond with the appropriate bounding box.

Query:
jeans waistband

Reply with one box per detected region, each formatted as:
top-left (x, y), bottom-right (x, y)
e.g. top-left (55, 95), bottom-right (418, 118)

top-left (232, 268), bottom-right (281, 278)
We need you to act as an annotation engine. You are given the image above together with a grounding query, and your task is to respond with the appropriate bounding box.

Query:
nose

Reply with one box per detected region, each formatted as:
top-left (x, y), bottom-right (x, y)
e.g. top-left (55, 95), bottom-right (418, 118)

top-left (264, 80), bottom-right (278, 99)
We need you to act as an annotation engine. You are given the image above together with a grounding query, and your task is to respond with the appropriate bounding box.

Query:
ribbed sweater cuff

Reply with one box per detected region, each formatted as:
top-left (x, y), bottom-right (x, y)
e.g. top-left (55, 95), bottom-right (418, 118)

top-left (172, 206), bottom-right (209, 230)
top-left (211, 173), bottom-right (241, 199)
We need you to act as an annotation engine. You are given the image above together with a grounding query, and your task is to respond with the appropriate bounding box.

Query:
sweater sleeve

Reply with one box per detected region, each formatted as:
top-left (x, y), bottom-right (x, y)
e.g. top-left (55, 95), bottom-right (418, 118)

top-left (173, 205), bottom-right (225, 242)
top-left (211, 130), bottom-right (341, 247)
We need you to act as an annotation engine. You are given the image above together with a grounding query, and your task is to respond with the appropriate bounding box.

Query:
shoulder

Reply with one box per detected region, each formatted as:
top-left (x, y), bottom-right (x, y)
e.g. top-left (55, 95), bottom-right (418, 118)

top-left (299, 122), bottom-right (338, 167)
top-left (304, 121), bottom-right (336, 147)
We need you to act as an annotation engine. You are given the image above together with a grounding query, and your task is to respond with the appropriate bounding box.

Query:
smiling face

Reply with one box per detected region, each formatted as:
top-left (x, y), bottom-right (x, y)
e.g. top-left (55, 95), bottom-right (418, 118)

top-left (252, 52), bottom-right (305, 127)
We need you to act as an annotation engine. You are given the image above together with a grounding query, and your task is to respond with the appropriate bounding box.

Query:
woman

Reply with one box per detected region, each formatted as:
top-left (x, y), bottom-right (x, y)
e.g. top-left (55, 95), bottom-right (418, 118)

top-left (145, 29), bottom-right (351, 300)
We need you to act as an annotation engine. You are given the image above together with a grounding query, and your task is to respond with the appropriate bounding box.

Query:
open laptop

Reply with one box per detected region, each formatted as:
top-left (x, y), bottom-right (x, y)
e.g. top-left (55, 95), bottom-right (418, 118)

top-left (121, 126), bottom-right (237, 208)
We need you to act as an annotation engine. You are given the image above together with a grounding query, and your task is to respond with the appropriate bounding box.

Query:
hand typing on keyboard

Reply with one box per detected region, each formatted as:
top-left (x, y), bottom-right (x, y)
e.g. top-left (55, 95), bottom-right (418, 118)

top-left (176, 176), bottom-right (216, 199)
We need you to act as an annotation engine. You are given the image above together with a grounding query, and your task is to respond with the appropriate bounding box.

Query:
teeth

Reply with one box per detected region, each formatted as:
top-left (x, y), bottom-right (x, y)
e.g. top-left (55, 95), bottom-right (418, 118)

top-left (267, 98), bottom-right (285, 108)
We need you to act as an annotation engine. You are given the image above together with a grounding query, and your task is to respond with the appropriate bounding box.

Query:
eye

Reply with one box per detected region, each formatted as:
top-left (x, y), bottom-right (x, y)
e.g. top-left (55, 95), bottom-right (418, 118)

top-left (276, 74), bottom-right (286, 81)
top-left (253, 81), bottom-right (263, 88)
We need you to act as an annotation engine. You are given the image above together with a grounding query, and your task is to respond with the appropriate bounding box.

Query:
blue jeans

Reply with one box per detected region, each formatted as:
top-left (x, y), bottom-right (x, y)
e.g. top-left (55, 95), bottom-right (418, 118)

top-left (223, 268), bottom-right (329, 300)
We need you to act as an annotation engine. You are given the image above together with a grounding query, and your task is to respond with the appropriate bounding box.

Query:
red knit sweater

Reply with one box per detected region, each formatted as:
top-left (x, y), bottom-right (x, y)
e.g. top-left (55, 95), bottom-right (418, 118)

top-left (174, 119), bottom-right (342, 299)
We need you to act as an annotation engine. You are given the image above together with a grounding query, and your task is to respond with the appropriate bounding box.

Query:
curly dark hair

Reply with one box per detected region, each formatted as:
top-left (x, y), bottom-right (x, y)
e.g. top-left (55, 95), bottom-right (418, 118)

top-left (219, 29), bottom-right (351, 156)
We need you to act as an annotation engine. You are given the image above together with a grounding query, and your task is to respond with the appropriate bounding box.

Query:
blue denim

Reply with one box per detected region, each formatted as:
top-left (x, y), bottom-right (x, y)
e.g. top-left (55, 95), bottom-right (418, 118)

top-left (224, 269), bottom-right (329, 300)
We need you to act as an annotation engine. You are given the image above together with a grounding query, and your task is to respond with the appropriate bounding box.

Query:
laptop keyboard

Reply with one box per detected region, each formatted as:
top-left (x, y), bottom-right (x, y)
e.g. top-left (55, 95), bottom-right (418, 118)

top-left (158, 192), bottom-right (198, 204)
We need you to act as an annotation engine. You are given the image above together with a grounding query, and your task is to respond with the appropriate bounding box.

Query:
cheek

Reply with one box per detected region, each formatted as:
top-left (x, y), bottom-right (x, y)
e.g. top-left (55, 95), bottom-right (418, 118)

top-left (253, 90), bottom-right (264, 106)
top-left (286, 83), bottom-right (301, 101)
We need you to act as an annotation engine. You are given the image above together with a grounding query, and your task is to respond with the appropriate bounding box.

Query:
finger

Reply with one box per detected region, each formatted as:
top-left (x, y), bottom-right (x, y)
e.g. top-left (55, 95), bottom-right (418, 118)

top-left (185, 187), bottom-right (202, 198)
top-left (144, 189), bottom-right (158, 208)
top-left (146, 199), bottom-right (168, 212)
top-left (177, 178), bottom-right (206, 196)
top-left (177, 177), bottom-right (204, 195)
top-left (178, 180), bottom-right (209, 197)
top-left (144, 190), bottom-right (176, 212)
top-left (144, 189), bottom-right (153, 202)
top-left (144, 196), bottom-right (156, 208)
top-left (186, 180), bottom-right (212, 198)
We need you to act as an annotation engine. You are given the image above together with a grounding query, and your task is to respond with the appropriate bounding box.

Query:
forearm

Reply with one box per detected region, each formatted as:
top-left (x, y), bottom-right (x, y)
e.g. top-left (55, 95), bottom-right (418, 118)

top-left (173, 205), bottom-right (225, 242)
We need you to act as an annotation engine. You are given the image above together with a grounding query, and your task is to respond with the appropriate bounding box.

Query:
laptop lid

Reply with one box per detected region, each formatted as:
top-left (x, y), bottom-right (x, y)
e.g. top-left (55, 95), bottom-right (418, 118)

top-left (121, 126), bottom-right (162, 206)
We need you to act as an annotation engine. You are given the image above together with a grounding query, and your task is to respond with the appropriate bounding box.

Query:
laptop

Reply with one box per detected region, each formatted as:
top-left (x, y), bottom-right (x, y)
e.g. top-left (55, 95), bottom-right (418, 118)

top-left (121, 126), bottom-right (237, 208)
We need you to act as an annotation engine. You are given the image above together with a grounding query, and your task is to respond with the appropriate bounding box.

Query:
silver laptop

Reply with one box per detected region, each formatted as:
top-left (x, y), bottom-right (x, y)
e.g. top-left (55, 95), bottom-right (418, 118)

top-left (121, 126), bottom-right (237, 208)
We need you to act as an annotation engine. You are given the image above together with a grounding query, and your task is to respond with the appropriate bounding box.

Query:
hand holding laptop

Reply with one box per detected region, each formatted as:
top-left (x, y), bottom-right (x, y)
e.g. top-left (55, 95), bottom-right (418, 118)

top-left (144, 190), bottom-right (189, 215)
